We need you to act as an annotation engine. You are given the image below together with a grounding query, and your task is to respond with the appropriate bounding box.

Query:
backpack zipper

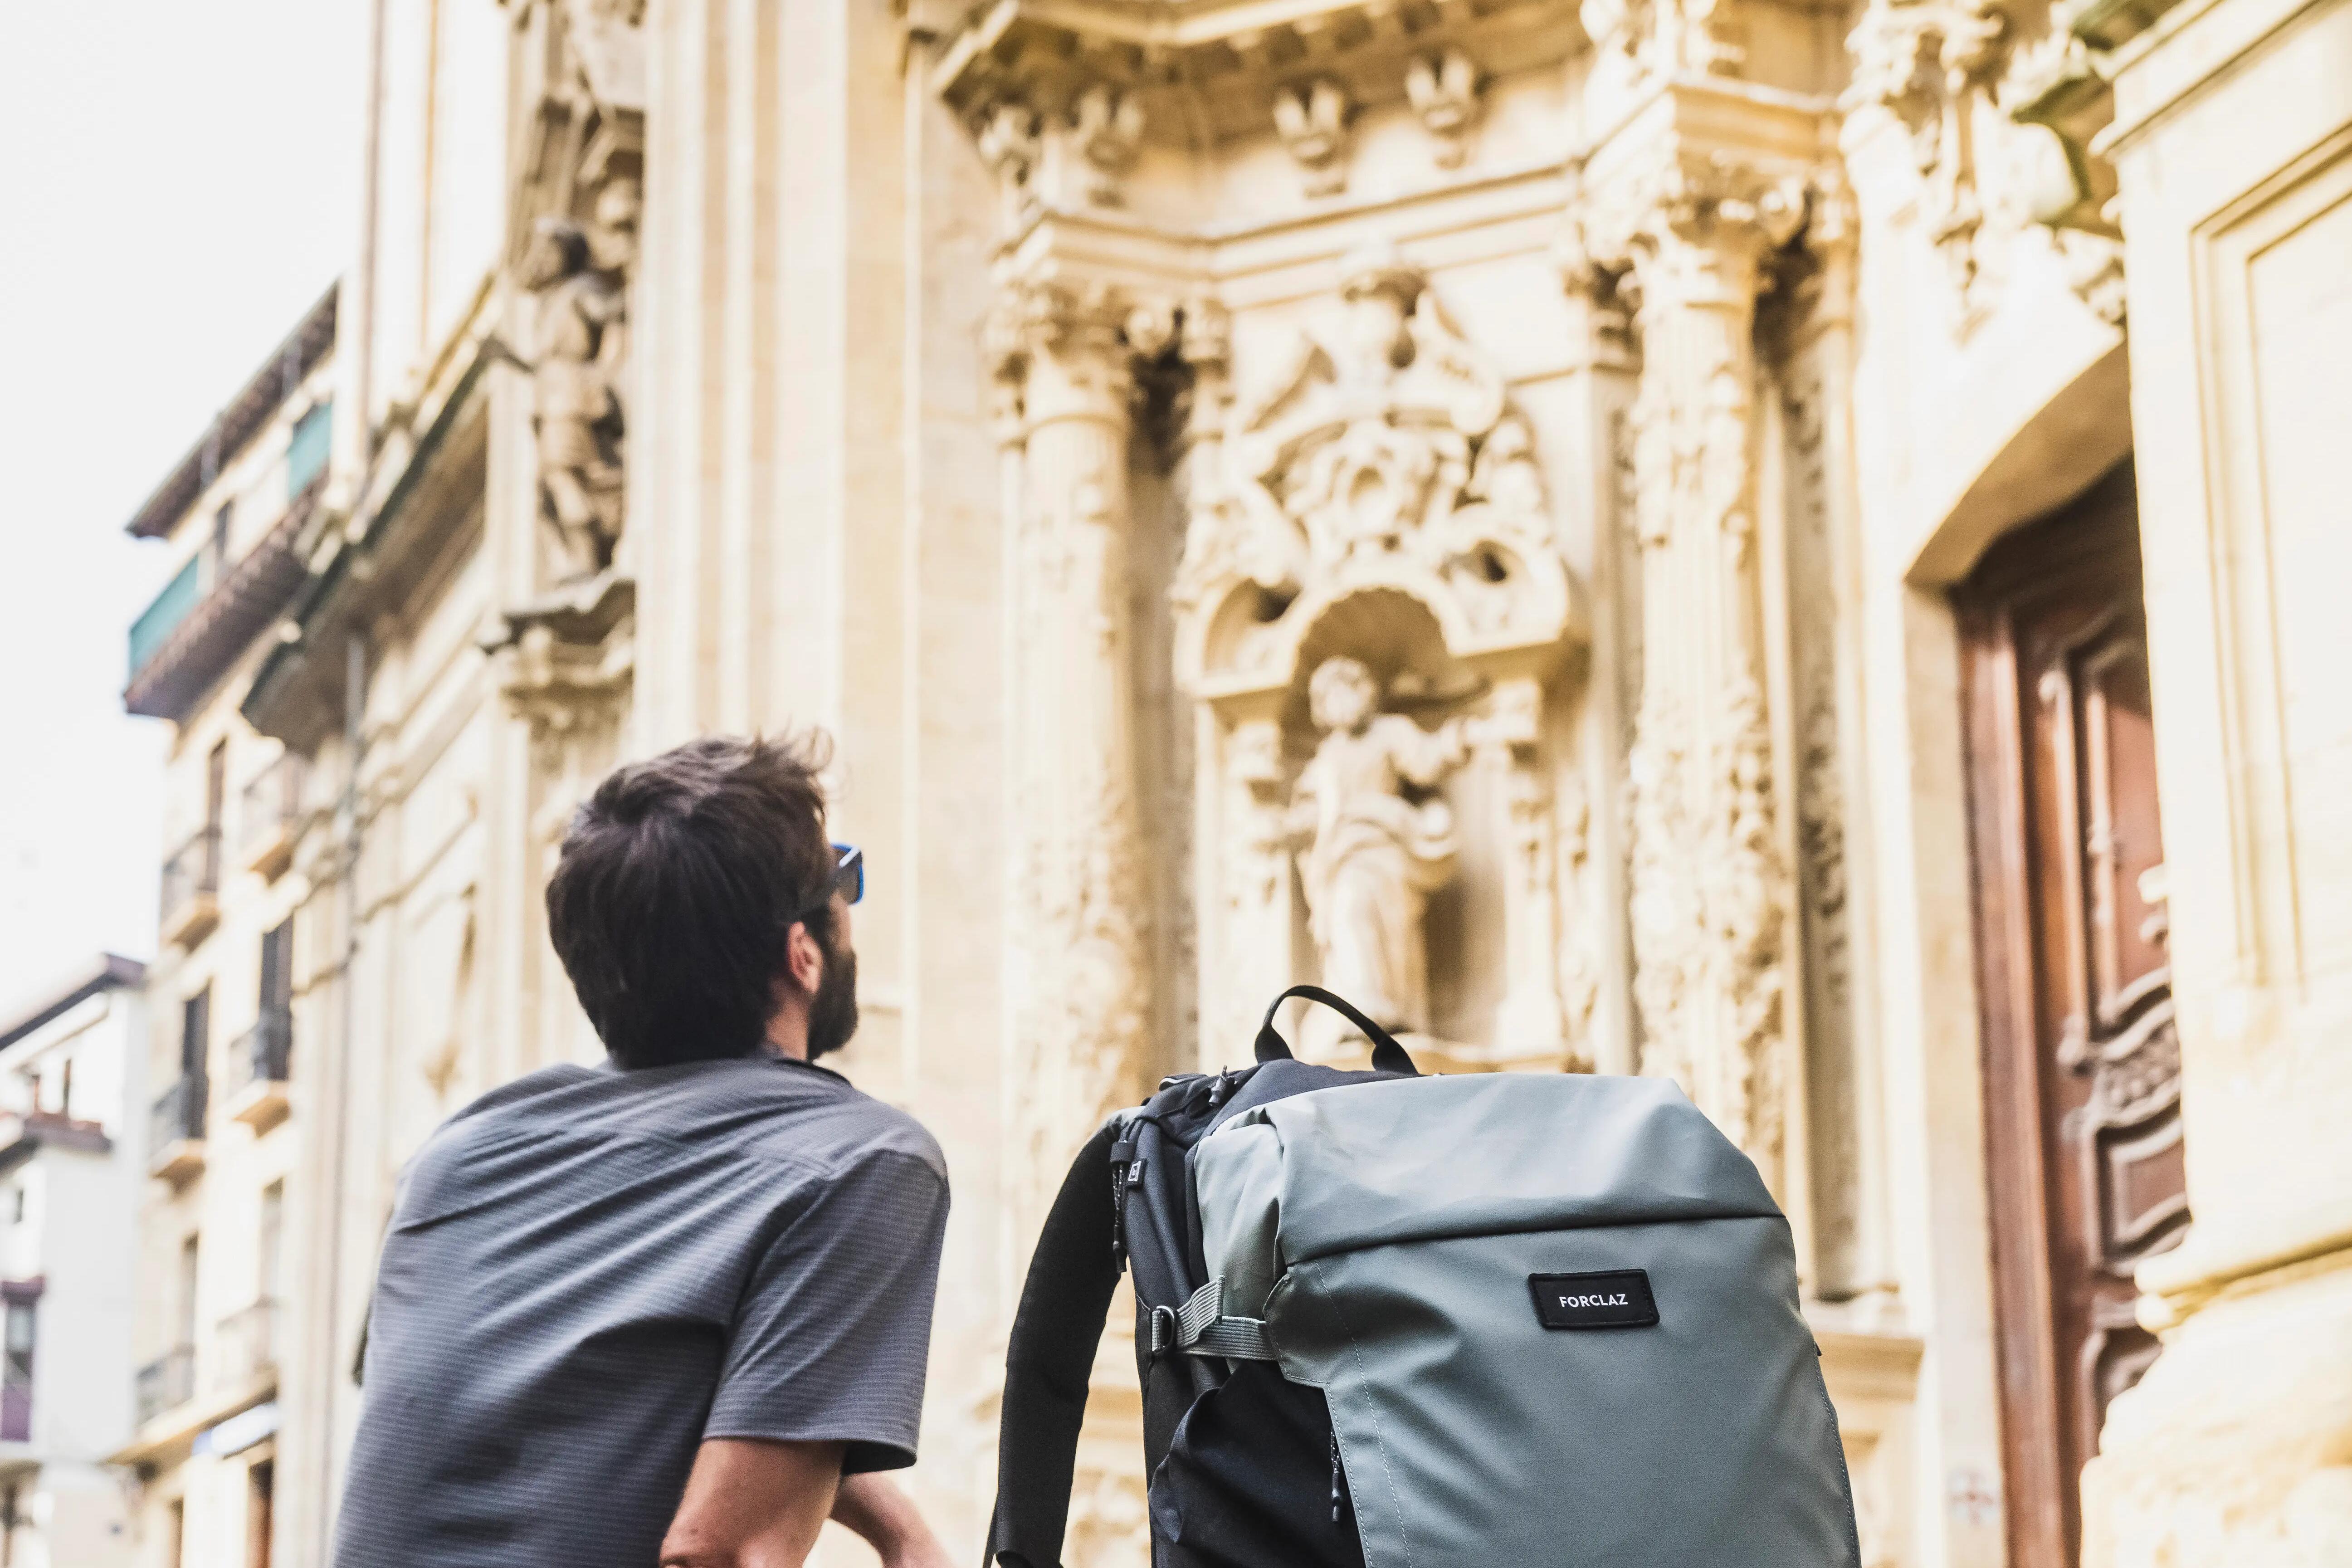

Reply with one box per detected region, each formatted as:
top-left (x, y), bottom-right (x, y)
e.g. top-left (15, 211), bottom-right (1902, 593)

top-left (1329, 1430), bottom-right (1344, 1526)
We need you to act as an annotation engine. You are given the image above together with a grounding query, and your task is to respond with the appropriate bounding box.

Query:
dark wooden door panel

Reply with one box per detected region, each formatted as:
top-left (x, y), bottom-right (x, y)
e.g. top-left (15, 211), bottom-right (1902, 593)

top-left (1957, 461), bottom-right (2187, 1568)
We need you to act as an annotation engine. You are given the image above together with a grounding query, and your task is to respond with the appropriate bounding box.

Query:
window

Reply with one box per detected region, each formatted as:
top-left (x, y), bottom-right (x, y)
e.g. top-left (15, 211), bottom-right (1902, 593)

top-left (286, 402), bottom-right (332, 498)
top-left (176, 1236), bottom-right (200, 1353)
top-left (182, 988), bottom-right (211, 1086)
top-left (258, 1184), bottom-right (283, 1304)
top-left (206, 740), bottom-right (228, 835)
top-left (209, 502), bottom-right (234, 586)
top-left (247, 1459), bottom-right (274, 1568)
top-left (0, 1298), bottom-right (34, 1441)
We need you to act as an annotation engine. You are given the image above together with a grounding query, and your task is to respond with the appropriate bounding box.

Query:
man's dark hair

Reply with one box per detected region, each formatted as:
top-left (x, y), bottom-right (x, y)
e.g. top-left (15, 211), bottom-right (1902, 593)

top-left (546, 734), bottom-right (837, 1068)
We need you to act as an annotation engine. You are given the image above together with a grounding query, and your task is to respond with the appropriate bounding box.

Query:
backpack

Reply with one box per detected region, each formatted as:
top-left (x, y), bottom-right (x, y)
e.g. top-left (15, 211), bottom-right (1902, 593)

top-left (987, 984), bottom-right (1862, 1568)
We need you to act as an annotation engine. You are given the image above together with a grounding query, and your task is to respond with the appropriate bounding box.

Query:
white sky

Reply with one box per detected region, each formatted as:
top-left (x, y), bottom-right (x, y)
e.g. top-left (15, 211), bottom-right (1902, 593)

top-left (0, 2), bottom-right (364, 1012)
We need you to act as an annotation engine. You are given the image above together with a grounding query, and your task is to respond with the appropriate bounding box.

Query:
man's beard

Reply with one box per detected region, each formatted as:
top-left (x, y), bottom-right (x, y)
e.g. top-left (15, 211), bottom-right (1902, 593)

top-left (805, 941), bottom-right (860, 1062)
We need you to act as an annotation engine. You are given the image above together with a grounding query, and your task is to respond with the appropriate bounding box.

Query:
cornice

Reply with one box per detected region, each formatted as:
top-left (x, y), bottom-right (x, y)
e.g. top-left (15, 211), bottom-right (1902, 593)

top-left (932, 0), bottom-right (1576, 130)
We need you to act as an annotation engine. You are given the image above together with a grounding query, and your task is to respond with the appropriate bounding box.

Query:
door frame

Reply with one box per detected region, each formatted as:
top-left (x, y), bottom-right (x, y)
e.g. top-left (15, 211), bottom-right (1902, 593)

top-left (1952, 460), bottom-right (2145, 1568)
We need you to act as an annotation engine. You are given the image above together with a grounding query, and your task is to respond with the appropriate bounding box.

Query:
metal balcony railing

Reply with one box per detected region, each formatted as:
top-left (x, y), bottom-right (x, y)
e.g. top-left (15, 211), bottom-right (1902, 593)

top-left (149, 1076), bottom-right (208, 1155)
top-left (215, 1299), bottom-right (278, 1389)
top-left (159, 826), bottom-right (222, 930)
top-left (227, 1011), bottom-right (292, 1096)
top-left (238, 753), bottom-right (305, 861)
top-left (135, 1345), bottom-right (196, 1426)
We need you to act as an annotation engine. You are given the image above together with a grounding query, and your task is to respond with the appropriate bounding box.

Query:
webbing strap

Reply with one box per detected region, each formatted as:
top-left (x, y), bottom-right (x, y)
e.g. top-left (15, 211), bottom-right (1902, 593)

top-left (1151, 1277), bottom-right (1278, 1361)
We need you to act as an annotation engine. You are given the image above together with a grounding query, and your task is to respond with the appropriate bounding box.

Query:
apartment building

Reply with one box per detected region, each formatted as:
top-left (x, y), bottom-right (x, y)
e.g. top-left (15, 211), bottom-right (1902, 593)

top-left (112, 289), bottom-right (335, 1568)
top-left (0, 955), bottom-right (146, 1568)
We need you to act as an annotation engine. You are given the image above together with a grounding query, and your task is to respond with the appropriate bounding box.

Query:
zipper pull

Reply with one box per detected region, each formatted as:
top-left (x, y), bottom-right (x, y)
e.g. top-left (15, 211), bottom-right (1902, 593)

top-left (1329, 1431), bottom-right (1343, 1526)
top-left (1108, 1137), bottom-right (1135, 1270)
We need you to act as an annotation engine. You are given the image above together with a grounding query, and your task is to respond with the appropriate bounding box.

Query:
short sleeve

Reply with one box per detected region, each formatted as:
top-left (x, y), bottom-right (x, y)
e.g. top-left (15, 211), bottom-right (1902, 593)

top-left (705, 1146), bottom-right (951, 1472)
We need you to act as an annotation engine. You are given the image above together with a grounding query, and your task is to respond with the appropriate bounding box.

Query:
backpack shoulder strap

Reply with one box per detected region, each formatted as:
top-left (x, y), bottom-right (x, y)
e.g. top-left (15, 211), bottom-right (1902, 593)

top-left (987, 1118), bottom-right (1124, 1568)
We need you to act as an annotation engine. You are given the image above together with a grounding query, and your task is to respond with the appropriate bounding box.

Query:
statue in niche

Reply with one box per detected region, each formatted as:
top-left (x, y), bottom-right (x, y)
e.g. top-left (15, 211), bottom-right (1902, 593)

top-left (1288, 656), bottom-right (1471, 1040)
top-left (521, 203), bottom-right (630, 582)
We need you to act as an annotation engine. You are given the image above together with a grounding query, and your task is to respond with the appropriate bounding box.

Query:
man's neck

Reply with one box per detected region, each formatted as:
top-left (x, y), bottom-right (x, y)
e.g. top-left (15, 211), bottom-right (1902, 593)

top-left (762, 1017), bottom-right (810, 1062)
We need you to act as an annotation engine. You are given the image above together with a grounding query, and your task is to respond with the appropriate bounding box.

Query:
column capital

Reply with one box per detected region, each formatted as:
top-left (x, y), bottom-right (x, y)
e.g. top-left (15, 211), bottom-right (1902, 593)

top-left (1576, 81), bottom-right (1829, 308)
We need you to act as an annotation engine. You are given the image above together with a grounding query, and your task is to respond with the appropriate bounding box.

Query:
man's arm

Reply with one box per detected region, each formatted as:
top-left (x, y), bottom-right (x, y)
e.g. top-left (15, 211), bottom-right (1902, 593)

top-left (831, 1473), bottom-right (958, 1568)
top-left (660, 1438), bottom-right (844, 1568)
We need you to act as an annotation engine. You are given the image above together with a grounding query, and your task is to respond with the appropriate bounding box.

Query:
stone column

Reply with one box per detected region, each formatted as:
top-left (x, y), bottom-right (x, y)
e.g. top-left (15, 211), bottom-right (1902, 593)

top-left (1590, 146), bottom-right (1806, 1197)
top-left (988, 275), bottom-right (1157, 1230)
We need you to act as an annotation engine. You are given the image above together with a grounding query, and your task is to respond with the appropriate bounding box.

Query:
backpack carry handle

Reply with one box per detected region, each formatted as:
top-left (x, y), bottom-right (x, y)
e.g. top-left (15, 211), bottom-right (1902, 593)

top-left (1254, 984), bottom-right (1421, 1076)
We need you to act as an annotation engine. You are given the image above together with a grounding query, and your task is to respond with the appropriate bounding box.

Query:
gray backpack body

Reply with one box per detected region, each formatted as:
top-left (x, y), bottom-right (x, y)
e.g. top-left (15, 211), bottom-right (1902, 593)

top-left (987, 986), bottom-right (1862, 1568)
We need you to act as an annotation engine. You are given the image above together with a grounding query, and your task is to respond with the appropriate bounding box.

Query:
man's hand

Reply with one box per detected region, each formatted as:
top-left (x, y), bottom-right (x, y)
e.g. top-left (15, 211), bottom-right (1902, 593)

top-left (830, 1472), bottom-right (957, 1568)
top-left (661, 1438), bottom-right (846, 1568)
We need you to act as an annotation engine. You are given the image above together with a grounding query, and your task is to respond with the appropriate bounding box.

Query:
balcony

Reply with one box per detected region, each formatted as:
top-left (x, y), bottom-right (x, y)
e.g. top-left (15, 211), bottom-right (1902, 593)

top-left (159, 826), bottom-right (222, 949)
top-left (225, 1011), bottom-right (292, 1132)
top-left (214, 1299), bottom-right (278, 1392)
top-left (239, 753), bottom-right (306, 879)
top-left (148, 1076), bottom-right (208, 1185)
top-left (123, 495), bottom-right (313, 724)
top-left (135, 1345), bottom-right (197, 1426)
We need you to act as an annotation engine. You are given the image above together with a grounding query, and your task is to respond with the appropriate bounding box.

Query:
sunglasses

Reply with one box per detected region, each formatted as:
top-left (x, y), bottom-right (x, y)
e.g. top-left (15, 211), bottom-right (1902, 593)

top-left (793, 843), bottom-right (864, 924)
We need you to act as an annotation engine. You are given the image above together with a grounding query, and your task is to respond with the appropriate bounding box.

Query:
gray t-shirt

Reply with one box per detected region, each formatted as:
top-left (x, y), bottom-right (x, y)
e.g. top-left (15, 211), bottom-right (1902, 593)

top-left (332, 1054), bottom-right (950, 1568)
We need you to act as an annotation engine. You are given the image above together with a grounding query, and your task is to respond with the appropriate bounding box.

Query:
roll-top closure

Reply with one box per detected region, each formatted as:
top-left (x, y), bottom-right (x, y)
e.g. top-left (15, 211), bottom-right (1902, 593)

top-left (1196, 1073), bottom-right (1781, 1307)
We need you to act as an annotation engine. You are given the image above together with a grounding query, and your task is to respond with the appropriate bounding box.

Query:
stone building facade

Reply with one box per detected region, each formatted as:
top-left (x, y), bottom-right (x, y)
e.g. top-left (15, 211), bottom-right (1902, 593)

top-left (113, 291), bottom-right (337, 1568)
top-left (126, 0), bottom-right (2352, 1563)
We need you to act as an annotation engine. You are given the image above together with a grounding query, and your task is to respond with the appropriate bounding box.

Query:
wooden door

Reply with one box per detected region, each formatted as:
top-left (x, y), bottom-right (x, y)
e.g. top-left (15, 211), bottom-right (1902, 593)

top-left (1956, 462), bottom-right (2190, 1567)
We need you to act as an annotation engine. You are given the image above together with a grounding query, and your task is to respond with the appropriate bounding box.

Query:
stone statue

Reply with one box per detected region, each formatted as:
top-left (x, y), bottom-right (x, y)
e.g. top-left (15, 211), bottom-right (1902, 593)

top-left (521, 210), bottom-right (628, 581)
top-left (1288, 656), bottom-right (1471, 1039)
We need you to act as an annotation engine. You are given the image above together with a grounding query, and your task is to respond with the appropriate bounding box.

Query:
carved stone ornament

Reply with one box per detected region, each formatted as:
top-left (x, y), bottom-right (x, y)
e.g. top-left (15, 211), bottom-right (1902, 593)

top-left (1580, 0), bottom-right (1744, 82)
top-left (1273, 79), bottom-right (1354, 197)
top-left (1287, 655), bottom-right (1472, 1038)
top-left (1843, 0), bottom-right (2013, 310)
top-left (1405, 50), bottom-right (1483, 169)
top-left (1176, 243), bottom-right (1578, 666)
top-left (1175, 246), bottom-right (1590, 1073)
top-left (977, 100), bottom-right (1044, 235)
top-left (521, 190), bottom-right (636, 583)
top-left (1070, 84), bottom-right (1146, 207)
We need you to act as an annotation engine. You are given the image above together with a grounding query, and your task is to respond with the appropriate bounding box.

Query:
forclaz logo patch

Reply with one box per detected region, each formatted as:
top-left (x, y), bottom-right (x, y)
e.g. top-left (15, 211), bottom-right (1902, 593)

top-left (1528, 1269), bottom-right (1659, 1329)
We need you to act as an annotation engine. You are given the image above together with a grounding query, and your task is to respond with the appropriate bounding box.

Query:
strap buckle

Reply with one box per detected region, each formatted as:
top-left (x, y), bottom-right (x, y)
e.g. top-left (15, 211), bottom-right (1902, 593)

top-left (1147, 1303), bottom-right (1181, 1358)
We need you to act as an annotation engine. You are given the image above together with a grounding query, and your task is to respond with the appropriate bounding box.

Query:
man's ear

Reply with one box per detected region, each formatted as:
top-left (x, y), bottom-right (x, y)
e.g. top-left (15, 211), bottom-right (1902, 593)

top-left (783, 919), bottom-right (825, 997)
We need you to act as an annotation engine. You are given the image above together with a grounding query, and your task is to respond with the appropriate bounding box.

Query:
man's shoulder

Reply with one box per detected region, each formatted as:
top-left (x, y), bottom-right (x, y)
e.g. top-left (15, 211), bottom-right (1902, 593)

top-left (734, 1066), bottom-right (946, 1186)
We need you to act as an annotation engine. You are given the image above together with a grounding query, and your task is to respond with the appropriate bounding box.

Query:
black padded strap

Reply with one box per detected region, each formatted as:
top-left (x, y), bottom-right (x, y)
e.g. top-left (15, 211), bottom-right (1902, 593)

top-left (1253, 984), bottom-right (1420, 1076)
top-left (986, 1120), bottom-right (1124, 1568)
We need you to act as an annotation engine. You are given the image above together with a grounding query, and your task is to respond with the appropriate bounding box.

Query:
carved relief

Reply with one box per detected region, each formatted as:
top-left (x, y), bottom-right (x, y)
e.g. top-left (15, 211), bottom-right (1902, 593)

top-left (1580, 0), bottom-right (1744, 83)
top-left (507, 0), bottom-right (642, 591)
top-left (1176, 246), bottom-right (1589, 1075)
top-left (1207, 245), bottom-right (1569, 650)
top-left (522, 204), bottom-right (633, 581)
top-left (1273, 79), bottom-right (1354, 197)
top-left (977, 101), bottom-right (1044, 234)
top-left (1405, 50), bottom-right (1483, 169)
top-left (1287, 656), bottom-right (1472, 1044)
top-left (1070, 85), bottom-right (1146, 207)
top-left (1844, 0), bottom-right (2012, 310)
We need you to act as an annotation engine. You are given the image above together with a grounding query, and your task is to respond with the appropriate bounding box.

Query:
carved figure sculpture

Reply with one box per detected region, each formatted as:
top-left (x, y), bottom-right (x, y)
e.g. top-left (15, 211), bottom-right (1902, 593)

top-left (1272, 79), bottom-right (1353, 196)
top-left (522, 213), bottom-right (628, 581)
top-left (1404, 50), bottom-right (1483, 167)
top-left (1288, 656), bottom-right (1470, 1036)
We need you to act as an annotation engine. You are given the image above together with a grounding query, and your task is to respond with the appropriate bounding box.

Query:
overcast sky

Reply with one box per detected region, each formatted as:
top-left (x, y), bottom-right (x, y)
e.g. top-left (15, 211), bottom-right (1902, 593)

top-left (0, 2), bottom-right (363, 1013)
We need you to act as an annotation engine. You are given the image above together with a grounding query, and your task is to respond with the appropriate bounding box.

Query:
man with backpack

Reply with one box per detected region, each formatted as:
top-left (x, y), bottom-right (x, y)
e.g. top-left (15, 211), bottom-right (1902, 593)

top-left (333, 735), bottom-right (956, 1568)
